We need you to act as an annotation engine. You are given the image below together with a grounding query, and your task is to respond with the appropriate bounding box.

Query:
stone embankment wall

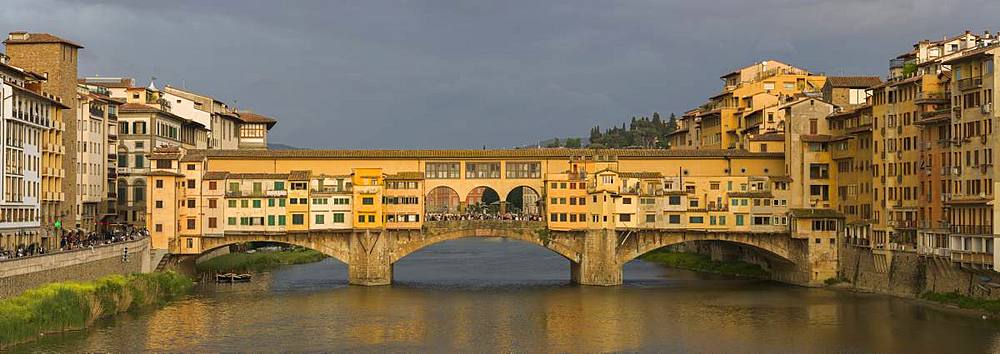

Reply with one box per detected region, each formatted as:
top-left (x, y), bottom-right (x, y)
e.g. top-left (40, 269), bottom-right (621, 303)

top-left (0, 237), bottom-right (151, 298)
top-left (839, 244), bottom-right (1000, 300)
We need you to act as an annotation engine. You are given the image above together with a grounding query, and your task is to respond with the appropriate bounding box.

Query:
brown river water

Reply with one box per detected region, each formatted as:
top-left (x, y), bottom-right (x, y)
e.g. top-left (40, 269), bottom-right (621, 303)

top-left (11, 238), bottom-right (1000, 353)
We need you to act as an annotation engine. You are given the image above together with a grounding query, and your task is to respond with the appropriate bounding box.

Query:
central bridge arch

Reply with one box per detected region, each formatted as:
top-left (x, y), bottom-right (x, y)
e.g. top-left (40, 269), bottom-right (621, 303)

top-left (389, 221), bottom-right (582, 264)
top-left (199, 232), bottom-right (352, 265)
top-left (616, 230), bottom-right (799, 264)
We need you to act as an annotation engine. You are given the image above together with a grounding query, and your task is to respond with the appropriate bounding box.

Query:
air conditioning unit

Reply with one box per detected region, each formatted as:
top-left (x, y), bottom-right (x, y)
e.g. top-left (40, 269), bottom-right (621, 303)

top-left (982, 103), bottom-right (992, 114)
top-left (953, 166), bottom-right (962, 176)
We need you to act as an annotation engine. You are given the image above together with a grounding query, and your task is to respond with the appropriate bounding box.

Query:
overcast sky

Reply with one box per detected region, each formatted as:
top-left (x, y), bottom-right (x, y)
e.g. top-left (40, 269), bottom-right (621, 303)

top-left (3, 0), bottom-right (998, 148)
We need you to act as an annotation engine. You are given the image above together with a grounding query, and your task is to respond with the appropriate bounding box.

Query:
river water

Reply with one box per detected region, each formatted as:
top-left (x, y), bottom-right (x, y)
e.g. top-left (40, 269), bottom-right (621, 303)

top-left (13, 238), bottom-right (1000, 352)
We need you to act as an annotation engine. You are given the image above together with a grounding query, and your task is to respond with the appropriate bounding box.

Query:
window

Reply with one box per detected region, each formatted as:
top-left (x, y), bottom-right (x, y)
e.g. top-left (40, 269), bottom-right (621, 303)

top-left (426, 162), bottom-right (460, 179)
top-left (359, 215), bottom-right (366, 223)
top-left (362, 197), bottom-right (374, 205)
top-left (228, 200), bottom-right (237, 208)
top-left (156, 160), bottom-right (171, 169)
top-left (811, 219), bottom-right (838, 231)
top-left (155, 224), bottom-right (163, 232)
top-left (689, 216), bottom-right (704, 224)
top-left (209, 181), bottom-right (217, 190)
top-left (208, 217), bottom-right (217, 228)
top-left (227, 217), bottom-right (237, 226)
top-left (809, 164), bottom-right (830, 179)
top-left (268, 215), bottom-right (275, 226)
top-left (187, 179), bottom-right (196, 189)
top-left (333, 213), bottom-right (345, 223)
top-left (208, 199), bottom-right (217, 208)
top-left (506, 162), bottom-right (541, 178)
top-left (668, 214), bottom-right (681, 224)
top-left (810, 185), bottom-right (830, 201)
top-left (134, 155), bottom-right (144, 168)
top-left (291, 182), bottom-right (307, 190)
top-left (315, 215), bottom-right (325, 224)
top-left (274, 181), bottom-right (285, 190)
top-left (668, 195), bottom-right (681, 205)
top-left (278, 215), bottom-right (286, 225)
top-left (368, 215), bottom-right (375, 223)
top-left (292, 214), bottom-right (305, 225)
top-left (187, 199), bottom-right (195, 208)
top-left (187, 164), bottom-right (196, 171)
top-left (155, 179), bottom-right (163, 188)
top-left (155, 200), bottom-right (163, 208)
top-left (187, 219), bottom-right (196, 230)
top-left (645, 214), bottom-right (656, 223)
top-left (622, 197), bottom-right (632, 205)
top-left (241, 200), bottom-right (249, 208)
top-left (268, 198), bottom-right (275, 207)
top-left (466, 162), bottom-right (501, 179)
top-left (252, 199), bottom-right (262, 208)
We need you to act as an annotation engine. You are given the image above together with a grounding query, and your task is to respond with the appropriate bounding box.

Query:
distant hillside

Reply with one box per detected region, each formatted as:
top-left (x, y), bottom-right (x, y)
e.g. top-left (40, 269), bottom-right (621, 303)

top-left (268, 143), bottom-right (303, 150)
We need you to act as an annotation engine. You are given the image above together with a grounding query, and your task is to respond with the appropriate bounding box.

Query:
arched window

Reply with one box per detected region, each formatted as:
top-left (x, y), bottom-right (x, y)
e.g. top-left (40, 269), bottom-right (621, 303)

top-left (133, 180), bottom-right (146, 202)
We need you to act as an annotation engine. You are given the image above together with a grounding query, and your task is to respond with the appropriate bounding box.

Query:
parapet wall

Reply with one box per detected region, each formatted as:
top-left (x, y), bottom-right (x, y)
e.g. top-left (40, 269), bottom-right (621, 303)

top-left (0, 237), bottom-right (151, 298)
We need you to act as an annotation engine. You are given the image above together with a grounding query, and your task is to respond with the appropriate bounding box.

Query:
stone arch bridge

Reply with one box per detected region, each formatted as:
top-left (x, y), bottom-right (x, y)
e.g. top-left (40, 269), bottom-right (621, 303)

top-left (198, 220), bottom-right (812, 286)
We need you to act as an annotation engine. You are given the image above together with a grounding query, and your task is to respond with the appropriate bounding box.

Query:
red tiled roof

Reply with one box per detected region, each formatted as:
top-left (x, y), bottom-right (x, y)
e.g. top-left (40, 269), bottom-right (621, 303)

top-left (186, 148), bottom-right (785, 160)
top-left (237, 111), bottom-right (278, 127)
top-left (825, 76), bottom-right (883, 89)
top-left (4, 32), bottom-right (83, 48)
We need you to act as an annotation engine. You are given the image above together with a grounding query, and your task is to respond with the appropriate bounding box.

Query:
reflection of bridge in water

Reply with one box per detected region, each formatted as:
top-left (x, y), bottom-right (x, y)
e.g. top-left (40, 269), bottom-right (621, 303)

top-left (198, 220), bottom-right (812, 286)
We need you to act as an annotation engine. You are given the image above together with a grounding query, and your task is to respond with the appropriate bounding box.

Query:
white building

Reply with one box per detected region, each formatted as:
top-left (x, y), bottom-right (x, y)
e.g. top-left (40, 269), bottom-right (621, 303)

top-left (0, 54), bottom-right (64, 250)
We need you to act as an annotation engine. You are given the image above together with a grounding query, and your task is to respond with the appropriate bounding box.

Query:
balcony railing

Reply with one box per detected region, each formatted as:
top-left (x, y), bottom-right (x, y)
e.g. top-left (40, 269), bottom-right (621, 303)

top-left (951, 250), bottom-right (994, 266)
top-left (950, 224), bottom-right (993, 235)
top-left (958, 77), bottom-right (983, 91)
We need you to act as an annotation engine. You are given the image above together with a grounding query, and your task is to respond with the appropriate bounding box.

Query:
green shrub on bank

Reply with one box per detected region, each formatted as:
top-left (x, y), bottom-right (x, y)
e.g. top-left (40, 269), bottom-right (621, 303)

top-left (921, 291), bottom-right (1000, 314)
top-left (0, 272), bottom-right (192, 348)
top-left (195, 248), bottom-right (326, 273)
top-left (640, 250), bottom-right (769, 278)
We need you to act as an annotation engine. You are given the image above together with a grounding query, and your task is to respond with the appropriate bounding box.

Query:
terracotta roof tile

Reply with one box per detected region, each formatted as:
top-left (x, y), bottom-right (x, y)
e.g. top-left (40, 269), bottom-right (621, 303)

top-left (202, 171), bottom-right (230, 180)
top-left (4, 32), bottom-right (83, 48)
top-left (749, 133), bottom-right (784, 142)
top-left (385, 171), bottom-right (424, 180)
top-left (145, 170), bottom-right (184, 177)
top-left (825, 76), bottom-right (883, 88)
top-left (226, 173), bottom-right (289, 180)
top-left (619, 172), bottom-right (663, 179)
top-left (237, 111), bottom-right (278, 127)
top-left (789, 208), bottom-right (844, 218)
top-left (288, 170), bottom-right (311, 180)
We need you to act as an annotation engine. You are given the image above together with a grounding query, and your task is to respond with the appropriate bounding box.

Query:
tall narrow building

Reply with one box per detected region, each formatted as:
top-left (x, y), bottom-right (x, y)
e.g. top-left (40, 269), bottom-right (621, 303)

top-left (3, 32), bottom-right (78, 238)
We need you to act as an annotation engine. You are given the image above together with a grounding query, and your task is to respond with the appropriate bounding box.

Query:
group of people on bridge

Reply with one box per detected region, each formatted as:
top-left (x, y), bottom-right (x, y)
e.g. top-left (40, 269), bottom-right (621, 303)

top-left (0, 224), bottom-right (148, 262)
top-left (425, 212), bottom-right (543, 222)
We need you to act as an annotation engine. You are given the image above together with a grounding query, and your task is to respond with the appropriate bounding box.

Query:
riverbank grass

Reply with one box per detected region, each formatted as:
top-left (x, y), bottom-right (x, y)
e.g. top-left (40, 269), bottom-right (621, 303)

top-left (0, 271), bottom-right (192, 348)
top-left (921, 291), bottom-right (1000, 314)
top-left (640, 249), bottom-right (769, 278)
top-left (195, 248), bottom-right (326, 273)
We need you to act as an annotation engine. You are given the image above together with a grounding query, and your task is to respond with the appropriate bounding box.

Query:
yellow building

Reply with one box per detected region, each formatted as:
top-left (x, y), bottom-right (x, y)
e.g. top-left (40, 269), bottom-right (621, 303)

top-left (352, 168), bottom-right (384, 229)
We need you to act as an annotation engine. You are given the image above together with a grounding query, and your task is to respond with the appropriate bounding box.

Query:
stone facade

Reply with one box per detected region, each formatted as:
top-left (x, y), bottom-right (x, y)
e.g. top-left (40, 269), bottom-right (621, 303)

top-left (839, 244), bottom-right (1000, 299)
top-left (0, 237), bottom-right (150, 298)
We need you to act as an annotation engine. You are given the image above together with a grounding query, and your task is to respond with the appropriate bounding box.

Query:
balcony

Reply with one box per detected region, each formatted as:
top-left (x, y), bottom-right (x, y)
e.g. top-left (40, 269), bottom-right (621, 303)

top-left (914, 91), bottom-right (948, 104)
top-left (958, 77), bottom-right (982, 91)
top-left (950, 224), bottom-right (993, 235)
top-left (951, 250), bottom-right (993, 266)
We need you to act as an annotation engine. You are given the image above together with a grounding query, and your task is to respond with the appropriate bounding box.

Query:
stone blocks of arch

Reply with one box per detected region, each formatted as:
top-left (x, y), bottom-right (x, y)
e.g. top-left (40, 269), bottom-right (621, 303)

top-left (191, 222), bottom-right (815, 287)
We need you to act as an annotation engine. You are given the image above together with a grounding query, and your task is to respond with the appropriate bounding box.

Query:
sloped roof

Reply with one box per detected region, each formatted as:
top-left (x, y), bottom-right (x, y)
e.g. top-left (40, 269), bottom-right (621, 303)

top-left (288, 170), bottom-right (311, 180)
top-left (237, 111), bottom-right (278, 127)
top-left (202, 171), bottom-right (230, 180)
top-left (385, 171), bottom-right (424, 180)
top-left (789, 208), bottom-right (844, 219)
top-left (825, 76), bottom-right (883, 88)
top-left (4, 32), bottom-right (83, 48)
top-left (145, 170), bottom-right (184, 177)
top-left (619, 172), bottom-right (663, 179)
top-left (749, 133), bottom-right (784, 142)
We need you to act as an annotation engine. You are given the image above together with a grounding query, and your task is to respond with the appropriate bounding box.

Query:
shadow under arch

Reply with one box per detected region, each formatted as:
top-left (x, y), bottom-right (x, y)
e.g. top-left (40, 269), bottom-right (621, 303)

top-left (466, 186), bottom-right (501, 213)
top-left (426, 186), bottom-right (461, 213)
top-left (505, 185), bottom-right (542, 215)
top-left (199, 235), bottom-right (351, 265)
top-left (621, 238), bottom-right (796, 266)
top-left (390, 227), bottom-right (582, 265)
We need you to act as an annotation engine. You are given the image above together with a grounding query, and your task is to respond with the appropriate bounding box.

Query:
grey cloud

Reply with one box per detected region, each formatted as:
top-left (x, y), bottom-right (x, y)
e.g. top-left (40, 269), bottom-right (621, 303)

top-left (2, 0), bottom-right (998, 148)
